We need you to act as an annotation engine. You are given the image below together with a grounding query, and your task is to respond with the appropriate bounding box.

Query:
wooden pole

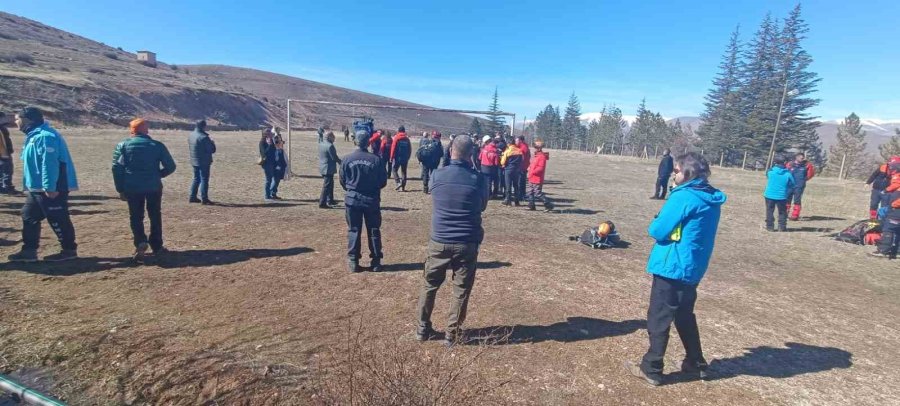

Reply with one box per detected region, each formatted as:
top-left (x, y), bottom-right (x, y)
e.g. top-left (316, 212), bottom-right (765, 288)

top-left (742, 151), bottom-right (748, 170)
top-left (720, 151), bottom-right (725, 167)
top-left (654, 145), bottom-right (659, 159)
top-left (839, 153), bottom-right (847, 180)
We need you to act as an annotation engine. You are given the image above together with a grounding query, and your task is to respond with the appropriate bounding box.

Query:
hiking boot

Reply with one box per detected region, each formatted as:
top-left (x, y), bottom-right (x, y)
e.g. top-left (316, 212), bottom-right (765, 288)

top-left (152, 246), bottom-right (169, 255)
top-left (680, 359), bottom-right (710, 380)
top-left (870, 251), bottom-right (888, 258)
top-left (370, 259), bottom-right (383, 273)
top-left (779, 227), bottom-right (788, 232)
top-left (766, 227), bottom-right (775, 232)
top-left (44, 249), bottom-right (78, 262)
top-left (514, 201), bottom-right (521, 207)
top-left (189, 197), bottom-right (202, 203)
top-left (318, 204), bottom-right (333, 209)
top-left (8, 249), bottom-right (38, 263)
top-left (133, 242), bottom-right (150, 262)
top-left (271, 195), bottom-right (283, 200)
top-left (416, 327), bottom-right (438, 342)
top-left (395, 183), bottom-right (402, 191)
top-left (623, 361), bottom-right (662, 387)
top-left (528, 204), bottom-right (537, 211)
top-left (348, 259), bottom-right (364, 273)
top-left (201, 199), bottom-right (214, 206)
top-left (544, 205), bottom-right (555, 213)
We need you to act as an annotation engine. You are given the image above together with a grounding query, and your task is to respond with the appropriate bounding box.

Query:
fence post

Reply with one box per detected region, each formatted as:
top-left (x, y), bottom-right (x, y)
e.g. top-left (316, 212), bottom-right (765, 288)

top-left (838, 153), bottom-right (847, 180)
top-left (654, 145), bottom-right (659, 159)
top-left (742, 151), bottom-right (748, 170)
top-left (720, 151), bottom-right (725, 167)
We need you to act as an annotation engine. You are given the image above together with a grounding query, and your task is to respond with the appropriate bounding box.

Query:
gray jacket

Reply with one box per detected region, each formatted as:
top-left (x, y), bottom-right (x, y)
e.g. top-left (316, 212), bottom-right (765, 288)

top-left (318, 141), bottom-right (341, 176)
top-left (188, 130), bottom-right (216, 167)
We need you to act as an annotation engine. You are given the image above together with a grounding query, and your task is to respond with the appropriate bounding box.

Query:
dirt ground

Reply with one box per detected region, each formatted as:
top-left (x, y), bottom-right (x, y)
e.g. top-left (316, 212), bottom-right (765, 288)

top-left (0, 129), bottom-right (897, 405)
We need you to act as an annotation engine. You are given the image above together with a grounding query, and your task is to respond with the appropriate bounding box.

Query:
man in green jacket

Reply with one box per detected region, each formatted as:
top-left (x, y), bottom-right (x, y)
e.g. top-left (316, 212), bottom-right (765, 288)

top-left (112, 119), bottom-right (176, 261)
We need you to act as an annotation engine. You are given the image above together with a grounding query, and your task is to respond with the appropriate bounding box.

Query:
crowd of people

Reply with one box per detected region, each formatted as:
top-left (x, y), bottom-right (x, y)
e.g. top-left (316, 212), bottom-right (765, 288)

top-left (1, 105), bottom-right (897, 387)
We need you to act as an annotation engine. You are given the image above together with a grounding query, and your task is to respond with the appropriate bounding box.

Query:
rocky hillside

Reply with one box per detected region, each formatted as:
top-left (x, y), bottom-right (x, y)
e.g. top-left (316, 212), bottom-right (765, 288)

top-left (0, 12), bottom-right (476, 132)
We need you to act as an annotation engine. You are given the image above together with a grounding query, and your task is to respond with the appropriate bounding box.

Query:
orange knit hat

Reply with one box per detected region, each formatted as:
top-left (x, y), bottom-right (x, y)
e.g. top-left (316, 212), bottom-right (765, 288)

top-left (129, 118), bottom-right (148, 135)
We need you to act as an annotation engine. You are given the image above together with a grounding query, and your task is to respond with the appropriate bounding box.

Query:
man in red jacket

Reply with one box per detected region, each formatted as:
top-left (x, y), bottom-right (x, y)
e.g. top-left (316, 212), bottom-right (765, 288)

top-left (785, 153), bottom-right (816, 220)
top-left (479, 136), bottom-right (500, 197)
top-left (516, 136), bottom-right (531, 203)
top-left (526, 140), bottom-right (554, 212)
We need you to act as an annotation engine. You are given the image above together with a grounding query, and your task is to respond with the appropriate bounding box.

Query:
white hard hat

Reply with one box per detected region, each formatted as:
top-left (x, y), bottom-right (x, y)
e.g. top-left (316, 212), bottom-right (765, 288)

top-left (482, 135), bottom-right (492, 143)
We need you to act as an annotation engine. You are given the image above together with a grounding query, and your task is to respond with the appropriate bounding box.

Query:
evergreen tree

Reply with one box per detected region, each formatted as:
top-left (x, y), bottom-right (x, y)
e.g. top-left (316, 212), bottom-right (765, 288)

top-left (468, 117), bottom-right (483, 136)
top-left (880, 128), bottom-right (900, 161)
top-left (486, 87), bottom-right (507, 136)
top-left (534, 104), bottom-right (562, 144)
top-left (827, 113), bottom-right (868, 178)
top-left (562, 92), bottom-right (586, 149)
top-left (698, 26), bottom-right (744, 164)
top-left (775, 4), bottom-right (823, 165)
top-left (739, 13), bottom-right (782, 161)
top-left (629, 99), bottom-right (658, 153)
top-left (587, 105), bottom-right (627, 152)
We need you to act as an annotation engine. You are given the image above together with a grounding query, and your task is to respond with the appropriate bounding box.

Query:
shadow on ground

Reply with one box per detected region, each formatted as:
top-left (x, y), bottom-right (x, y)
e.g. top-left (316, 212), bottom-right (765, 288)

top-left (1, 247), bottom-right (314, 275)
top-left (381, 261), bottom-right (512, 273)
top-left (465, 317), bottom-right (644, 345)
top-left (669, 342), bottom-right (852, 383)
top-left (802, 216), bottom-right (847, 221)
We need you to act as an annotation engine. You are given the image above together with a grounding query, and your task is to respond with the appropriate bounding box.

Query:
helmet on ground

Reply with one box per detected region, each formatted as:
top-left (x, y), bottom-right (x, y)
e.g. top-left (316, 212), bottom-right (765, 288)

top-left (597, 221), bottom-right (615, 237)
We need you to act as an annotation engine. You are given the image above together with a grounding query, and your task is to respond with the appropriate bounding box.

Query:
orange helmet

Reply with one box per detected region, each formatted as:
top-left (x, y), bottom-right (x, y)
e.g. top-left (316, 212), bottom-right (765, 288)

top-left (597, 221), bottom-right (615, 237)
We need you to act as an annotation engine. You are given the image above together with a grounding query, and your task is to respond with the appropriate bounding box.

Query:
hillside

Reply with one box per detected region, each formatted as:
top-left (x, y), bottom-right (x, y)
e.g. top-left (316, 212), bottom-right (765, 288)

top-left (0, 12), bottom-right (476, 132)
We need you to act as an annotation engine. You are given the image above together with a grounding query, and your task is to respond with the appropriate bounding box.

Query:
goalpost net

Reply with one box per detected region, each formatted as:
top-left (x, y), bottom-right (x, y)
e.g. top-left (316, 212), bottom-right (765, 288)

top-left (282, 100), bottom-right (516, 179)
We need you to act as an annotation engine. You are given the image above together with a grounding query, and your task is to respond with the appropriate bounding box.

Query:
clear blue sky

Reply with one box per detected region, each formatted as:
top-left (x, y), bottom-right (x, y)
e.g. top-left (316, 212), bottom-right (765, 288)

top-left (4, 0), bottom-right (899, 121)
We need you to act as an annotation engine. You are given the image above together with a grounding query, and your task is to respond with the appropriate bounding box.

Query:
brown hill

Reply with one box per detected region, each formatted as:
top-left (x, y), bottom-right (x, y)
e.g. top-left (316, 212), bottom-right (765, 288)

top-left (0, 12), bottom-right (477, 133)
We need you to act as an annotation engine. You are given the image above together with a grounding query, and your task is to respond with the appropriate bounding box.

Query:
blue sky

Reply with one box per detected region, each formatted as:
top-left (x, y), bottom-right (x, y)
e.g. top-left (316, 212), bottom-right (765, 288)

top-left (4, 0), bottom-right (899, 121)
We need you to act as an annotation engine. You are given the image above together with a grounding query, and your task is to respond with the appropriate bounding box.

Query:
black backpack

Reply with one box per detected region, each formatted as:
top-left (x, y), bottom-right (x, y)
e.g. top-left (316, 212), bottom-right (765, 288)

top-left (417, 140), bottom-right (437, 163)
top-left (395, 139), bottom-right (412, 161)
top-left (834, 220), bottom-right (881, 245)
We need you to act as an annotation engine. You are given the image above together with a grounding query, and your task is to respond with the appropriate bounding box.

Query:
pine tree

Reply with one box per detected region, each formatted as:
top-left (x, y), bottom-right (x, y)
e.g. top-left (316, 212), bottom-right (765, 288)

top-left (698, 26), bottom-right (744, 163)
top-left (880, 128), bottom-right (900, 161)
top-left (827, 113), bottom-right (868, 179)
top-left (587, 105), bottom-right (627, 152)
top-left (739, 13), bottom-right (782, 161)
top-left (562, 92), bottom-right (585, 149)
top-left (775, 4), bottom-right (823, 165)
top-left (486, 87), bottom-right (507, 136)
top-left (468, 117), bottom-right (483, 136)
top-left (534, 104), bottom-right (562, 144)
top-left (629, 99), bottom-right (655, 153)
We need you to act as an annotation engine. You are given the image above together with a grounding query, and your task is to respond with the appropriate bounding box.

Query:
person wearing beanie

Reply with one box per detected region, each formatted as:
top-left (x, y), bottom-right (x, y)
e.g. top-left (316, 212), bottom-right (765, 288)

top-left (9, 107), bottom-right (80, 262)
top-left (0, 111), bottom-right (19, 194)
top-left (188, 119), bottom-right (216, 205)
top-left (525, 140), bottom-right (554, 212)
top-left (390, 126), bottom-right (412, 191)
top-left (340, 127), bottom-right (388, 272)
top-left (113, 118), bottom-right (177, 261)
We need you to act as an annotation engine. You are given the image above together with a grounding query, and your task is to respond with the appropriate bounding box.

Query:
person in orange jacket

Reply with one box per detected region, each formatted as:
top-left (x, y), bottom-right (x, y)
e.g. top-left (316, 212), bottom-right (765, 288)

top-left (525, 140), bottom-right (554, 212)
top-left (785, 153), bottom-right (815, 220)
top-left (872, 157), bottom-right (900, 258)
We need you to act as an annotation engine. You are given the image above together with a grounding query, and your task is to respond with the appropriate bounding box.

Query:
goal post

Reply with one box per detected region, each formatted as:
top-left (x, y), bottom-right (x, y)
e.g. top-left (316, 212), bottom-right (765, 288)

top-left (284, 99), bottom-right (516, 178)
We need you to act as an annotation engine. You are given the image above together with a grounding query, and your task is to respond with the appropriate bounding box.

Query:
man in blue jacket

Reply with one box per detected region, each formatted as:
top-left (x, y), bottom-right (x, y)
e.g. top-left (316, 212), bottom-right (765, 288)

top-left (188, 120), bottom-right (216, 205)
top-left (624, 152), bottom-right (726, 386)
top-left (415, 135), bottom-right (489, 346)
top-left (8, 107), bottom-right (80, 262)
top-left (340, 127), bottom-right (388, 272)
top-left (763, 154), bottom-right (796, 232)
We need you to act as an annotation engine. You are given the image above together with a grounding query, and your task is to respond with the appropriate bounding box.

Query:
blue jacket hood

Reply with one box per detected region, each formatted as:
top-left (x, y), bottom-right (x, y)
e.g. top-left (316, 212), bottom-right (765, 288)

top-left (675, 178), bottom-right (726, 207)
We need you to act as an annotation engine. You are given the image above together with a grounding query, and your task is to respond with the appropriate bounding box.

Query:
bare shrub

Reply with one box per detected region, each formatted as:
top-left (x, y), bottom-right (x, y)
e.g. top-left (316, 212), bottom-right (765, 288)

top-left (102, 52), bottom-right (118, 60)
top-left (12, 52), bottom-right (34, 64)
top-left (87, 67), bottom-right (105, 74)
top-left (0, 32), bottom-right (15, 40)
top-left (170, 64), bottom-right (178, 70)
top-left (312, 320), bottom-right (510, 405)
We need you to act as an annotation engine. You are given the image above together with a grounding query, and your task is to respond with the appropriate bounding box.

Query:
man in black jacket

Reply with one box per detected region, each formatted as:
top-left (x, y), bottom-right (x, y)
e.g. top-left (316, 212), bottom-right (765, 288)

top-left (415, 135), bottom-right (489, 346)
top-left (419, 131), bottom-right (444, 194)
top-left (188, 120), bottom-right (216, 204)
top-left (318, 131), bottom-right (341, 208)
top-left (652, 149), bottom-right (674, 199)
top-left (340, 127), bottom-right (388, 272)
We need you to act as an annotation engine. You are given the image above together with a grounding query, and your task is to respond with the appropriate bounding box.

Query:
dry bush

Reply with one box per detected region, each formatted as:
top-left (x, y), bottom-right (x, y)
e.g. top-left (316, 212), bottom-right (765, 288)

top-left (0, 32), bottom-right (16, 40)
top-left (0, 52), bottom-right (34, 64)
top-left (102, 52), bottom-right (118, 60)
top-left (312, 320), bottom-right (510, 406)
top-left (87, 67), bottom-right (105, 74)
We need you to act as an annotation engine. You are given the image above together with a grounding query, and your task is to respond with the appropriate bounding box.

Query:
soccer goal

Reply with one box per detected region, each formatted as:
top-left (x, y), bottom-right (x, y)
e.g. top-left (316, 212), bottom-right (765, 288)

top-left (282, 100), bottom-right (517, 178)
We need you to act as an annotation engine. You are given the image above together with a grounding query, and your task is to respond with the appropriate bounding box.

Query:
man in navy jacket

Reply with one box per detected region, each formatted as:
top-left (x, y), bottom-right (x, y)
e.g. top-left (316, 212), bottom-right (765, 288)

top-left (340, 128), bottom-right (388, 272)
top-left (652, 148), bottom-right (674, 199)
top-left (415, 135), bottom-right (489, 346)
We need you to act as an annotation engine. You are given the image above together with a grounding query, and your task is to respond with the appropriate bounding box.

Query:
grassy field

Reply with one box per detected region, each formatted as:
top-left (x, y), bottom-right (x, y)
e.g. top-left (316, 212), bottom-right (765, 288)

top-left (0, 128), bottom-right (897, 405)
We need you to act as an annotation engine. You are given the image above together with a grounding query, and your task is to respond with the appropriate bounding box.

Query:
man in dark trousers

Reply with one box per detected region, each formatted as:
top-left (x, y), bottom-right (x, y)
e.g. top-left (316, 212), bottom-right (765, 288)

top-left (340, 127), bottom-right (388, 272)
top-left (0, 111), bottom-right (19, 194)
top-left (318, 131), bottom-right (341, 208)
top-left (417, 131), bottom-right (444, 194)
top-left (652, 148), bottom-right (674, 199)
top-left (416, 135), bottom-right (489, 346)
top-left (8, 107), bottom-right (80, 262)
top-left (113, 118), bottom-right (177, 261)
top-left (188, 120), bottom-right (216, 205)
top-left (786, 152), bottom-right (816, 221)
top-left (390, 126), bottom-right (412, 191)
